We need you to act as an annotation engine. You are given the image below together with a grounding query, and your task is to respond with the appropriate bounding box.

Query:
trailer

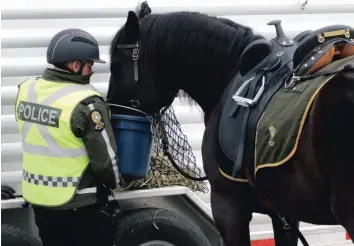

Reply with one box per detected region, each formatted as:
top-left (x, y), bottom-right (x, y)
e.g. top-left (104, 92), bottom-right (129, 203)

top-left (2, 185), bottom-right (221, 245)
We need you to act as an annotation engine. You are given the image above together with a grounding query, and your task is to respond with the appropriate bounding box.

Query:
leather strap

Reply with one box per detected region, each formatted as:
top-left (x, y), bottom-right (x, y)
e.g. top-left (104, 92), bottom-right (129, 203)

top-left (233, 73), bottom-right (261, 176)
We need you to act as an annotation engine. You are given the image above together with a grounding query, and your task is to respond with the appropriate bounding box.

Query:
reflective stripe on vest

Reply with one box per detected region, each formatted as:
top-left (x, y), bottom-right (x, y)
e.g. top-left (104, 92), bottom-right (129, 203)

top-left (16, 78), bottom-right (103, 207)
top-left (87, 103), bottom-right (121, 187)
top-left (23, 170), bottom-right (79, 187)
top-left (21, 80), bottom-right (93, 157)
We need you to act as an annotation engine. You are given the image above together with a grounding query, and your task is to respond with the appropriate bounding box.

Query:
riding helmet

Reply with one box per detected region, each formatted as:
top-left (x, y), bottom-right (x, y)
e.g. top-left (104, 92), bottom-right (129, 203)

top-left (46, 28), bottom-right (106, 65)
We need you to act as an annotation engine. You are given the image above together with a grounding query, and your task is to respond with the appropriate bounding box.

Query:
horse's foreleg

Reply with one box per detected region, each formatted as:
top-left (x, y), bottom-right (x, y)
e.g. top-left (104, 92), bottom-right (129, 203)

top-left (202, 104), bottom-right (254, 245)
top-left (210, 179), bottom-right (253, 246)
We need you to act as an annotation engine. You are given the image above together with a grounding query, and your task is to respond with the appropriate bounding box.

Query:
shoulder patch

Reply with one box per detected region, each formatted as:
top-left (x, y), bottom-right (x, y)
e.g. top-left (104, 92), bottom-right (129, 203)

top-left (90, 109), bottom-right (105, 132)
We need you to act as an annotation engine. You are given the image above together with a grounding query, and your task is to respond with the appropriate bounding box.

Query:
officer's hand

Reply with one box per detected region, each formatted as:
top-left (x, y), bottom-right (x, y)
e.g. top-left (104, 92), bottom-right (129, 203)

top-left (1, 185), bottom-right (16, 200)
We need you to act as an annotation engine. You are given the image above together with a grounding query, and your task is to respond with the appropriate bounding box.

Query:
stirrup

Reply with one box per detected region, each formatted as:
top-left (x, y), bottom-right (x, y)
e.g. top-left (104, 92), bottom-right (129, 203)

top-left (232, 76), bottom-right (265, 107)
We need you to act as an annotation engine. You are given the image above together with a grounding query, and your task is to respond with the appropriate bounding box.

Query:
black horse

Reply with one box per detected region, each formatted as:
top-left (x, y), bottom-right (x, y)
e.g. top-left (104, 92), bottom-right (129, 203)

top-left (107, 10), bottom-right (354, 245)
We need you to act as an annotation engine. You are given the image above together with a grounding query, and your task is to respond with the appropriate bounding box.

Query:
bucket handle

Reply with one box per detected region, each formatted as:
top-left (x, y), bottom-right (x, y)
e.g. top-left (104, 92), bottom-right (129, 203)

top-left (107, 103), bottom-right (147, 116)
top-left (108, 103), bottom-right (155, 133)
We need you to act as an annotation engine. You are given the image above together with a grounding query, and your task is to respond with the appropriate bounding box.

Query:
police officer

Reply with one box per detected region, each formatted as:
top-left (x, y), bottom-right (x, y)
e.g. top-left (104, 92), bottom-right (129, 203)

top-left (15, 28), bottom-right (121, 246)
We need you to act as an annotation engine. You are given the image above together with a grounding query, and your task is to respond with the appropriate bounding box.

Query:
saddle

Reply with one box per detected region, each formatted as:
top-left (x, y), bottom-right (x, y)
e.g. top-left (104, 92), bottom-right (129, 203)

top-left (218, 21), bottom-right (354, 180)
top-left (293, 25), bottom-right (354, 78)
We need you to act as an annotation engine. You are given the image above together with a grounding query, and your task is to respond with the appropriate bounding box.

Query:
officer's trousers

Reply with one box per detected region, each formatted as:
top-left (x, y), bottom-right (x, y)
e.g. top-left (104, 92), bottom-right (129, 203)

top-left (33, 202), bottom-right (117, 246)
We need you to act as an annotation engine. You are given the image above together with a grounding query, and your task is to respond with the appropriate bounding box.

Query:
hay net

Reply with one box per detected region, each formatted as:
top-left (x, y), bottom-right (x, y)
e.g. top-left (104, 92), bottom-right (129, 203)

top-left (127, 106), bottom-right (209, 193)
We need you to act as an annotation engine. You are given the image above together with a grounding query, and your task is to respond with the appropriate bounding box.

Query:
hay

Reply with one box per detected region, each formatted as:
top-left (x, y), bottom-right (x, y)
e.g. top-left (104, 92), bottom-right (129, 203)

top-left (126, 151), bottom-right (207, 192)
top-left (117, 106), bottom-right (209, 193)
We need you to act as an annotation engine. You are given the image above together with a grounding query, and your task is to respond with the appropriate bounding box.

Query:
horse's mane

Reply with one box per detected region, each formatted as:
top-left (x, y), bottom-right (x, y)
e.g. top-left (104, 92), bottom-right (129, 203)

top-left (110, 11), bottom-right (263, 105)
top-left (110, 11), bottom-right (260, 56)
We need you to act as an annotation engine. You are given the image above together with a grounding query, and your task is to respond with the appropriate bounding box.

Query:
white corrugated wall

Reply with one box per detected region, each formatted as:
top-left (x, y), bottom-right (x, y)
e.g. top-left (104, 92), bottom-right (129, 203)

top-left (1, 1), bottom-right (354, 245)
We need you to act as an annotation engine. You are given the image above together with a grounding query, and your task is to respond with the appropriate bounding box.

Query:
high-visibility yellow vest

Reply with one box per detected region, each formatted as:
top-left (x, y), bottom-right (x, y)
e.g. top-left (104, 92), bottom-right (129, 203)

top-left (15, 78), bottom-right (103, 207)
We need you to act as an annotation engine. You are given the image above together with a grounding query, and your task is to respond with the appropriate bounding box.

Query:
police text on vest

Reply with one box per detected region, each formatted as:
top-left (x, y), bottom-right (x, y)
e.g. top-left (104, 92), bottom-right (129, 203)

top-left (18, 101), bottom-right (62, 128)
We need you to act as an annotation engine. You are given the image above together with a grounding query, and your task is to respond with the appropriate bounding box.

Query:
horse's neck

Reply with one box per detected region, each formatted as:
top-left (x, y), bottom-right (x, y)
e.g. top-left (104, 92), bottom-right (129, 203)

top-left (146, 16), bottom-right (257, 115)
top-left (180, 77), bottom-right (230, 114)
top-left (174, 53), bottom-right (240, 116)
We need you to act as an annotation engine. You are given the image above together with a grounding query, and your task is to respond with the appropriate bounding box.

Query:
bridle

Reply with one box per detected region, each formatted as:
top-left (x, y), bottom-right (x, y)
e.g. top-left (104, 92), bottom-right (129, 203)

top-left (115, 43), bottom-right (142, 109)
top-left (113, 41), bottom-right (178, 118)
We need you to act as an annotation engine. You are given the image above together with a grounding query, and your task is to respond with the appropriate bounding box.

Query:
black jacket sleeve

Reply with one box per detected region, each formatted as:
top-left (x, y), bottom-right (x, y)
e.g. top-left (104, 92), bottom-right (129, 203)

top-left (71, 96), bottom-right (120, 190)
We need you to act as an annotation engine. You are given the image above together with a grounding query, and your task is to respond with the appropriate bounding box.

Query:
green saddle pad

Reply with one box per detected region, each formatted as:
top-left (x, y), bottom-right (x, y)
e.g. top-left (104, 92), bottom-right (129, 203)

top-left (254, 55), bottom-right (354, 174)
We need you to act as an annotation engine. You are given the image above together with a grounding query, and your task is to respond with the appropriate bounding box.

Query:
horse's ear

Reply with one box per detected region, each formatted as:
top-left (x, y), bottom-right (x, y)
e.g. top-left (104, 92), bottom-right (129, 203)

top-left (135, 1), bottom-right (152, 20)
top-left (123, 11), bottom-right (140, 42)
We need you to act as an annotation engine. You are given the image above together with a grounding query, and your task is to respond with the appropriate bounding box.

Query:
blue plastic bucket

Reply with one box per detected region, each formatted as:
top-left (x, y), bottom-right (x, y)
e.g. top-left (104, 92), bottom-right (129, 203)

top-left (111, 114), bottom-right (153, 180)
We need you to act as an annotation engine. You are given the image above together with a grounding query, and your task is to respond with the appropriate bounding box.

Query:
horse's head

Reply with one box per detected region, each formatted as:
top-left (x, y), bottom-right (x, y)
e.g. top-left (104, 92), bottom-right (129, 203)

top-left (108, 10), bottom-right (263, 118)
top-left (107, 11), bottom-right (178, 116)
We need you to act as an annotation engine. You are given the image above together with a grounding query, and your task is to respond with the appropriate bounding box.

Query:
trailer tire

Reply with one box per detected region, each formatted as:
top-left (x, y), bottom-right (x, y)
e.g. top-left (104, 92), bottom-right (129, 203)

top-left (116, 208), bottom-right (211, 246)
top-left (1, 223), bottom-right (42, 246)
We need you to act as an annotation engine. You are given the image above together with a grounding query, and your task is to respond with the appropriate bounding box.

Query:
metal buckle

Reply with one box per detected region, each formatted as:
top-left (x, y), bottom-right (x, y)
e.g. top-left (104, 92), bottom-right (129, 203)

top-left (284, 73), bottom-right (301, 89)
top-left (232, 76), bottom-right (265, 108)
top-left (132, 46), bottom-right (139, 61)
top-left (130, 99), bottom-right (141, 108)
top-left (278, 214), bottom-right (291, 230)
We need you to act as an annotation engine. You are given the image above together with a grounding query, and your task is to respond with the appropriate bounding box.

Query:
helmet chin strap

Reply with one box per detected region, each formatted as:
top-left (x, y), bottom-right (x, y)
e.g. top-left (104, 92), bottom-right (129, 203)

top-left (77, 60), bottom-right (87, 75)
top-left (54, 60), bottom-right (91, 76)
top-left (68, 60), bottom-right (87, 75)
